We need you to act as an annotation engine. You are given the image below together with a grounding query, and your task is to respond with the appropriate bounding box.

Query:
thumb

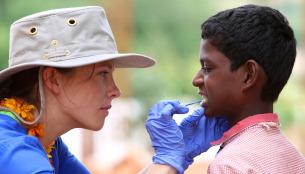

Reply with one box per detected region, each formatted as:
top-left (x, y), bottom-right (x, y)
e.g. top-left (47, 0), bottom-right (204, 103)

top-left (216, 116), bottom-right (229, 131)
top-left (180, 108), bottom-right (204, 127)
top-left (170, 101), bottom-right (189, 114)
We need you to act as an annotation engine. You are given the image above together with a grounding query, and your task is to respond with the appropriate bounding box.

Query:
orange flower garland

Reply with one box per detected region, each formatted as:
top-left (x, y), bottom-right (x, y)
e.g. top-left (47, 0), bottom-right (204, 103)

top-left (0, 98), bottom-right (36, 122)
top-left (0, 98), bottom-right (55, 165)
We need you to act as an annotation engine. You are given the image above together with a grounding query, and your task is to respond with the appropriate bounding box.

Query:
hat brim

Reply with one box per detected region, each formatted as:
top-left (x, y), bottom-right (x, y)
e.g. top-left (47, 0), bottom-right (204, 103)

top-left (0, 53), bottom-right (155, 82)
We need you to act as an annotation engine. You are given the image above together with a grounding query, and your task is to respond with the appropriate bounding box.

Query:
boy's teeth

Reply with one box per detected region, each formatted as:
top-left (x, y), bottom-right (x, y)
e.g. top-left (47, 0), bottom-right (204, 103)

top-left (201, 96), bottom-right (208, 105)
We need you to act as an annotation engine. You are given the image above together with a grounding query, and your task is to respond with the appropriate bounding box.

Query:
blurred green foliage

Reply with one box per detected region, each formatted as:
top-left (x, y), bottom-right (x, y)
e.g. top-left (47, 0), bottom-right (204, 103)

top-left (275, 76), bottom-right (305, 128)
top-left (132, 0), bottom-right (217, 103)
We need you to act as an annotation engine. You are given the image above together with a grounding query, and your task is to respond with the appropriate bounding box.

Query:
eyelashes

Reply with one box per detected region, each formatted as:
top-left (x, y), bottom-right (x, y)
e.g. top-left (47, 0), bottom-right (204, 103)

top-left (201, 66), bottom-right (212, 73)
top-left (99, 71), bottom-right (110, 78)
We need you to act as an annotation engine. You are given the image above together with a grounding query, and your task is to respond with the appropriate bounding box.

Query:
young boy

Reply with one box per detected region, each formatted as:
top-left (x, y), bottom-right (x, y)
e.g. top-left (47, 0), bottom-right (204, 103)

top-left (144, 4), bottom-right (305, 174)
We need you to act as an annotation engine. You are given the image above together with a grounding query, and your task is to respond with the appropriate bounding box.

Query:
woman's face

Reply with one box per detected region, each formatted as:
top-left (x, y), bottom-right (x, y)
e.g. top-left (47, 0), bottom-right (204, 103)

top-left (58, 61), bottom-right (120, 130)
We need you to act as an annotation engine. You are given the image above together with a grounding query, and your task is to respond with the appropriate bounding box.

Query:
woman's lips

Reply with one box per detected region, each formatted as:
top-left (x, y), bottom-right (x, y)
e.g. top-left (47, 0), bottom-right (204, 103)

top-left (101, 105), bottom-right (111, 110)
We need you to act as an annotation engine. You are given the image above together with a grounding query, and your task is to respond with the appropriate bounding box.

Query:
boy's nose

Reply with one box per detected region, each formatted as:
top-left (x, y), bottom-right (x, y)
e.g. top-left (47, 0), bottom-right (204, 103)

top-left (192, 71), bottom-right (204, 87)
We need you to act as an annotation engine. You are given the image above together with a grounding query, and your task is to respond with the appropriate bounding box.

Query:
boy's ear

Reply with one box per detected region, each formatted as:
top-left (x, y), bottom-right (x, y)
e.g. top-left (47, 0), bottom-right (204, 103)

top-left (242, 59), bottom-right (260, 91)
top-left (42, 67), bottom-right (60, 94)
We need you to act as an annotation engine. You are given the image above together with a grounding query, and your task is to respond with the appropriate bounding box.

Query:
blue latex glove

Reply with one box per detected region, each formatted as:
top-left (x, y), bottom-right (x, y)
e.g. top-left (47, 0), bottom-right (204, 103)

top-left (145, 100), bottom-right (189, 174)
top-left (179, 108), bottom-right (229, 169)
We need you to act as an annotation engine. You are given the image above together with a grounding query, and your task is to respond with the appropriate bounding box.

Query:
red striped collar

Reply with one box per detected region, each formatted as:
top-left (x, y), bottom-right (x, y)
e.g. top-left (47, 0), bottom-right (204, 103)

top-left (211, 113), bottom-right (279, 145)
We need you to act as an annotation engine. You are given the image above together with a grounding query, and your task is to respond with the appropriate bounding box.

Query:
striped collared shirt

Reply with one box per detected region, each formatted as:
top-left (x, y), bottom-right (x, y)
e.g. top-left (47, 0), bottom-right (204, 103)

top-left (208, 113), bottom-right (305, 173)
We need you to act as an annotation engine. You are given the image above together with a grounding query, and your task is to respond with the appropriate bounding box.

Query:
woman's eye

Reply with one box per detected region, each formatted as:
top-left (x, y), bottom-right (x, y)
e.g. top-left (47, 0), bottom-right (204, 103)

top-left (100, 71), bottom-right (110, 77)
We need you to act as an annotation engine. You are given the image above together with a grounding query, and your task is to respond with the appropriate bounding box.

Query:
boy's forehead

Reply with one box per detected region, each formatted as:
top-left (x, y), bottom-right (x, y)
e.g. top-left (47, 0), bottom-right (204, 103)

top-left (199, 39), bottom-right (213, 54)
top-left (200, 57), bottom-right (212, 64)
top-left (199, 39), bottom-right (213, 60)
top-left (199, 39), bottom-right (231, 65)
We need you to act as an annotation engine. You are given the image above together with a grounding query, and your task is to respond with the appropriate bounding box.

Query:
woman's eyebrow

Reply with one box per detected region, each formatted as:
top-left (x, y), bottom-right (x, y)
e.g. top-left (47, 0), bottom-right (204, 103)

top-left (96, 64), bottom-right (114, 71)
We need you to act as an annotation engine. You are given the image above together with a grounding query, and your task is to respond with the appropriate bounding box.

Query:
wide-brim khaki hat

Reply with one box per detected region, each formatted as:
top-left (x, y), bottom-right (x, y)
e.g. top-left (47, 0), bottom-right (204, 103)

top-left (0, 6), bottom-right (155, 82)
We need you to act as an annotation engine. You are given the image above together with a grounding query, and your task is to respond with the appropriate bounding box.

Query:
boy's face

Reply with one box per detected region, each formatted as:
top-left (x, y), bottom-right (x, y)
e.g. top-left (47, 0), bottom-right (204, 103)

top-left (192, 39), bottom-right (244, 118)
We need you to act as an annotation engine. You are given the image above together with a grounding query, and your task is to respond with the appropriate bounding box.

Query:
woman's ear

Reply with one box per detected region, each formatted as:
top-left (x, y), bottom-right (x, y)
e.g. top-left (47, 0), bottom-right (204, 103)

top-left (242, 59), bottom-right (260, 91)
top-left (42, 67), bottom-right (60, 94)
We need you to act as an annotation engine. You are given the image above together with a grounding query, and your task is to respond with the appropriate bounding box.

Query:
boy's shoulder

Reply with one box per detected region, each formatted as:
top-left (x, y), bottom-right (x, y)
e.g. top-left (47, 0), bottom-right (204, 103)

top-left (208, 123), bottom-right (305, 173)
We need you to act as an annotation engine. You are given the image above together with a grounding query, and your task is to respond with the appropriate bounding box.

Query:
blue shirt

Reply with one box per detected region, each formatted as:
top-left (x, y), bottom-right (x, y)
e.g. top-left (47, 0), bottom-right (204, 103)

top-left (0, 113), bottom-right (91, 174)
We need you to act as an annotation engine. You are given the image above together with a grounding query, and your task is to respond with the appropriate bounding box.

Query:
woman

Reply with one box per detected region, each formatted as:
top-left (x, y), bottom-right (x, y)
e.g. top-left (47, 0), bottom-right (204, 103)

top-left (0, 6), bottom-right (155, 173)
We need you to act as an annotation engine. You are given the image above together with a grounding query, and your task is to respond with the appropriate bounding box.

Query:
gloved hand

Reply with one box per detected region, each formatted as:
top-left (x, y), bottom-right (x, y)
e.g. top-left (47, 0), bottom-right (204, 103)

top-left (145, 100), bottom-right (189, 174)
top-left (179, 108), bottom-right (229, 169)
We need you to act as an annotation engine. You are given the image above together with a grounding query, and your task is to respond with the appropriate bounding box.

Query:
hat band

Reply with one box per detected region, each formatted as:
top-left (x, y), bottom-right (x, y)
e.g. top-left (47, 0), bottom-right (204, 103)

top-left (9, 42), bottom-right (118, 66)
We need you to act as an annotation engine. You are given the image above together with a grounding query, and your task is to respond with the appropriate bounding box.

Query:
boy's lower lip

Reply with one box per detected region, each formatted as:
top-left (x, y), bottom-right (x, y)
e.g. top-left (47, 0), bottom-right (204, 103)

top-left (201, 96), bottom-right (208, 104)
top-left (200, 102), bottom-right (208, 107)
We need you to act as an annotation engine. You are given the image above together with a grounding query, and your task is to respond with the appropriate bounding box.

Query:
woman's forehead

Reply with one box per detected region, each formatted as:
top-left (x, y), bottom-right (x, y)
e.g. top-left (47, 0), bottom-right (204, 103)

top-left (76, 61), bottom-right (114, 71)
top-left (95, 61), bottom-right (114, 69)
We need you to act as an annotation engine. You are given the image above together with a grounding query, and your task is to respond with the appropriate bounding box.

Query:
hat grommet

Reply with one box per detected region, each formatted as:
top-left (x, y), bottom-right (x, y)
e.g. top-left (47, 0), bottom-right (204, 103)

top-left (67, 17), bottom-right (77, 26)
top-left (42, 53), bottom-right (49, 60)
top-left (51, 40), bottom-right (58, 47)
top-left (65, 50), bottom-right (71, 56)
top-left (28, 26), bottom-right (38, 35)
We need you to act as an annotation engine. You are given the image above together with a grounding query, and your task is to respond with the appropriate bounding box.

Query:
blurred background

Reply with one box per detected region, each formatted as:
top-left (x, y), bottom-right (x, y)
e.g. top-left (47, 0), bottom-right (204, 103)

top-left (1, 0), bottom-right (305, 173)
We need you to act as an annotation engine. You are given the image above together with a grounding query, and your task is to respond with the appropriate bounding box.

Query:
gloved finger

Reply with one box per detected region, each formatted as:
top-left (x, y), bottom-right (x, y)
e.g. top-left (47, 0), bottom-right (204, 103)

top-left (160, 101), bottom-right (189, 120)
top-left (147, 100), bottom-right (178, 119)
top-left (179, 108), bottom-right (204, 127)
top-left (216, 116), bottom-right (229, 132)
top-left (169, 101), bottom-right (189, 114)
top-left (151, 100), bottom-right (188, 113)
top-left (202, 116), bottom-right (228, 141)
top-left (190, 108), bottom-right (204, 117)
top-left (153, 100), bottom-right (179, 110)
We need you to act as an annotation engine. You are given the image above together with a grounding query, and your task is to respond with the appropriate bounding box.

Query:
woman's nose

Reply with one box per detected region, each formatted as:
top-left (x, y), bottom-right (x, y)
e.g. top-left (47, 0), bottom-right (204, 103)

top-left (192, 70), bottom-right (204, 87)
top-left (110, 84), bottom-right (121, 99)
top-left (108, 78), bottom-right (121, 99)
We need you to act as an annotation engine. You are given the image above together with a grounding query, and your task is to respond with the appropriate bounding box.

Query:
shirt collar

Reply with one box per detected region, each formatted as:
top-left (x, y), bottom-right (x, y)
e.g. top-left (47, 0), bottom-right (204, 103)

top-left (0, 112), bottom-right (27, 134)
top-left (211, 113), bottom-right (279, 146)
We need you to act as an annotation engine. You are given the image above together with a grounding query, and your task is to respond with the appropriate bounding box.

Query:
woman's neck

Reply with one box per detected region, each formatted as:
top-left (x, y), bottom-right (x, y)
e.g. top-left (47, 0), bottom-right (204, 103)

top-left (38, 109), bottom-right (74, 147)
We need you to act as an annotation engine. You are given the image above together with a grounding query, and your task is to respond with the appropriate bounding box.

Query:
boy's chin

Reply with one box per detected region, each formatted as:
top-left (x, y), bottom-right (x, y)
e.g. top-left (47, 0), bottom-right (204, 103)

top-left (204, 108), bottom-right (222, 118)
top-left (203, 109), bottom-right (215, 118)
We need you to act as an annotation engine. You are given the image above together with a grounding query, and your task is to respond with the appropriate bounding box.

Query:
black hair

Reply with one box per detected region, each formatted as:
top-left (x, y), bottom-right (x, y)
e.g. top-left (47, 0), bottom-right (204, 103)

top-left (0, 68), bottom-right (40, 105)
top-left (201, 4), bottom-right (296, 102)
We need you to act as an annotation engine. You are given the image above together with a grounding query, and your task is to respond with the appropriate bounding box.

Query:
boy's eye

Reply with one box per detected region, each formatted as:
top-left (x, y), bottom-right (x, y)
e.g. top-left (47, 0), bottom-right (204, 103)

top-left (201, 65), bottom-right (211, 73)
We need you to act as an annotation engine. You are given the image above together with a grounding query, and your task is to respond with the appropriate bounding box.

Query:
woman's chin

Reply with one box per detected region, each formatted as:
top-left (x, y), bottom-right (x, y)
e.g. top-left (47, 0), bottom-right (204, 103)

top-left (87, 120), bottom-right (105, 131)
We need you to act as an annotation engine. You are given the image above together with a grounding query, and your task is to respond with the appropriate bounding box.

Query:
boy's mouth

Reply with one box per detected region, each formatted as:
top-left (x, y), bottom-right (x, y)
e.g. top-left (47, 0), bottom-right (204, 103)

top-left (199, 92), bottom-right (208, 106)
top-left (200, 95), bottom-right (208, 106)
